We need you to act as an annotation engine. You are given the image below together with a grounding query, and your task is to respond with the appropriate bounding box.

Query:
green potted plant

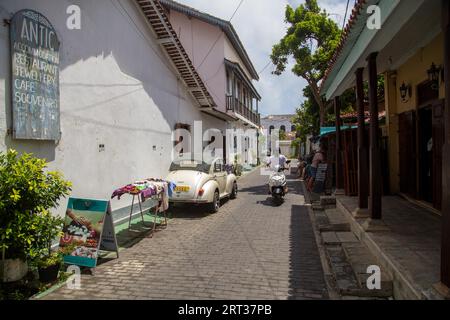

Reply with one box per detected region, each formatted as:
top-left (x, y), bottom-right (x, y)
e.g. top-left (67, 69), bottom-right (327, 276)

top-left (36, 251), bottom-right (63, 283)
top-left (34, 213), bottom-right (65, 283)
top-left (233, 155), bottom-right (242, 176)
top-left (0, 150), bottom-right (71, 283)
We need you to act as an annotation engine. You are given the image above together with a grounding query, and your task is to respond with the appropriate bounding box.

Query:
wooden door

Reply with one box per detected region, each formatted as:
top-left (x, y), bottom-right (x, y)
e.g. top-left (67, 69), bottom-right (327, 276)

top-left (398, 111), bottom-right (417, 197)
top-left (432, 102), bottom-right (444, 210)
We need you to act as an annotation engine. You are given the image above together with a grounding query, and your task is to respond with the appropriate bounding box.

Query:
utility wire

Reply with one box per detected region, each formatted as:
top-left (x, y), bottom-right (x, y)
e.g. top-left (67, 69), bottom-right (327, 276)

top-left (196, 0), bottom-right (245, 70)
top-left (258, 60), bottom-right (272, 76)
top-left (229, 0), bottom-right (244, 22)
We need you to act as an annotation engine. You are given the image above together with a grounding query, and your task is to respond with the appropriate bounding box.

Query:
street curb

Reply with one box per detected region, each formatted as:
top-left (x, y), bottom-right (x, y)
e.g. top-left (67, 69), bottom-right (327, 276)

top-left (336, 198), bottom-right (423, 300)
top-left (33, 169), bottom-right (260, 300)
top-left (300, 180), bottom-right (340, 300)
top-left (32, 214), bottom-right (164, 300)
top-left (30, 275), bottom-right (68, 300)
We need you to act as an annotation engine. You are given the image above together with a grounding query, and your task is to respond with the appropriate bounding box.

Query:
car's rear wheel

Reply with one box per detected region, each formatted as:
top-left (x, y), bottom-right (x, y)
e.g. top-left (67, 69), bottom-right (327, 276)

top-left (230, 182), bottom-right (238, 199)
top-left (209, 190), bottom-right (220, 213)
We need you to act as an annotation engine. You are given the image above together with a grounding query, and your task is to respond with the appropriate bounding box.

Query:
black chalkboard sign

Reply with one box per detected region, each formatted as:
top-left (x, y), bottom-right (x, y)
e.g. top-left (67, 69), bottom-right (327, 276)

top-left (312, 164), bottom-right (328, 194)
top-left (10, 9), bottom-right (61, 140)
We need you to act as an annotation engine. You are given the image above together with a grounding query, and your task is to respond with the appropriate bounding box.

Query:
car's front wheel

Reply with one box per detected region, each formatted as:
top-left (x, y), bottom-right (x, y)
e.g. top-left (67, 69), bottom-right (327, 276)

top-left (209, 190), bottom-right (220, 213)
top-left (230, 182), bottom-right (238, 199)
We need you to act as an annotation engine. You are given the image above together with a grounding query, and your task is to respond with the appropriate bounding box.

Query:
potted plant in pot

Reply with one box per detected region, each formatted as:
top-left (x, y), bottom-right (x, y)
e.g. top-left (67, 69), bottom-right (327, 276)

top-left (36, 251), bottom-right (63, 283)
top-left (233, 155), bottom-right (242, 177)
top-left (33, 213), bottom-right (65, 283)
top-left (0, 150), bottom-right (72, 283)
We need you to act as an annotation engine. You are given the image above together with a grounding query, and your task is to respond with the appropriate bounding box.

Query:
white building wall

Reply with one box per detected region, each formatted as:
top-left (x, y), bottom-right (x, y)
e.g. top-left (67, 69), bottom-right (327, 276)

top-left (260, 117), bottom-right (296, 133)
top-left (0, 0), bottom-right (226, 217)
top-left (226, 122), bottom-right (259, 167)
top-left (223, 37), bottom-right (253, 81)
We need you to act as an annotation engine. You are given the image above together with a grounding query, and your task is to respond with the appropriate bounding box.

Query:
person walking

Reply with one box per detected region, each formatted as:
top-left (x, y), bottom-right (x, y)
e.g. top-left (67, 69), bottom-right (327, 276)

top-left (307, 141), bottom-right (327, 191)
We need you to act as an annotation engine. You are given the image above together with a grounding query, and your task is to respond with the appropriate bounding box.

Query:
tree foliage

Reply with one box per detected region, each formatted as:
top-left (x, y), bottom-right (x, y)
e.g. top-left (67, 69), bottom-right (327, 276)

top-left (0, 150), bottom-right (72, 260)
top-left (292, 85), bottom-right (321, 144)
top-left (271, 0), bottom-right (341, 125)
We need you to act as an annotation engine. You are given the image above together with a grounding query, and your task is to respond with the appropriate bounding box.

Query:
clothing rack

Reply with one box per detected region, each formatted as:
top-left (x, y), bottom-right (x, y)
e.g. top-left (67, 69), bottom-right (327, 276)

top-left (112, 179), bottom-right (173, 236)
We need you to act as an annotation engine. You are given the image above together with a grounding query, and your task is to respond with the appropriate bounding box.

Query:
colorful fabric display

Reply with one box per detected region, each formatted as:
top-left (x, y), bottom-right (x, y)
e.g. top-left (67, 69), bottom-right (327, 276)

top-left (111, 179), bottom-right (176, 208)
top-left (111, 184), bottom-right (140, 200)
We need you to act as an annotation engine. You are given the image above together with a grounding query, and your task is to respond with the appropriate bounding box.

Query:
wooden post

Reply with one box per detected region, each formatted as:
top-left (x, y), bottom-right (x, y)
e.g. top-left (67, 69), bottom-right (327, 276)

top-left (356, 68), bottom-right (369, 210)
top-left (441, 0), bottom-right (450, 288)
top-left (334, 96), bottom-right (344, 191)
top-left (367, 52), bottom-right (382, 220)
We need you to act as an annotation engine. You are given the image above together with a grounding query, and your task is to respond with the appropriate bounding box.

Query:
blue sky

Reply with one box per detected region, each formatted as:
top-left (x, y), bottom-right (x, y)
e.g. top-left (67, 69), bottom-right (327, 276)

top-left (174, 0), bottom-right (349, 116)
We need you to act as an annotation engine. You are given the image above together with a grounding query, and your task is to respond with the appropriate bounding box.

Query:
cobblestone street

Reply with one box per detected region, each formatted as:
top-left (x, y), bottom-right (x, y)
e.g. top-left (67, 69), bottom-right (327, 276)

top-left (42, 169), bottom-right (328, 300)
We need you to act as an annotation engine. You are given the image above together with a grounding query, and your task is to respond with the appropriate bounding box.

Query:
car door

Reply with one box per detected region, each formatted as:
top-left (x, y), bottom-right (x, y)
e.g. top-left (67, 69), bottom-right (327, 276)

top-left (213, 159), bottom-right (227, 196)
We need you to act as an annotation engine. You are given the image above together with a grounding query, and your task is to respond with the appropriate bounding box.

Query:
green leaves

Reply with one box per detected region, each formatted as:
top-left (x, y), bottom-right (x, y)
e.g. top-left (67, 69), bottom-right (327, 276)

top-left (10, 189), bottom-right (21, 202)
top-left (272, 1), bottom-right (340, 80)
top-left (0, 149), bottom-right (72, 260)
top-left (271, 0), bottom-right (342, 126)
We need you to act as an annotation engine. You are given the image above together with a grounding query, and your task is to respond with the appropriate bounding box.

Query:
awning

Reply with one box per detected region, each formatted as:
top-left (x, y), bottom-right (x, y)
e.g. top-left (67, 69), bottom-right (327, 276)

top-left (320, 126), bottom-right (357, 137)
top-left (320, 0), bottom-right (440, 100)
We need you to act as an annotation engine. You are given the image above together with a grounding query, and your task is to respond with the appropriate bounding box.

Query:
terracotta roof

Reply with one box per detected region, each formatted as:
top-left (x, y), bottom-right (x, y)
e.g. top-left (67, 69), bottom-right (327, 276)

top-left (341, 110), bottom-right (386, 123)
top-left (320, 0), bottom-right (367, 93)
top-left (340, 110), bottom-right (371, 119)
top-left (261, 114), bottom-right (295, 121)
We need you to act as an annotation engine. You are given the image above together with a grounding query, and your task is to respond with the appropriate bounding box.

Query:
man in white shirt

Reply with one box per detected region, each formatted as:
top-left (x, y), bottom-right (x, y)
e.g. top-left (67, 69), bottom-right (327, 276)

top-left (266, 151), bottom-right (287, 171)
top-left (265, 150), bottom-right (289, 195)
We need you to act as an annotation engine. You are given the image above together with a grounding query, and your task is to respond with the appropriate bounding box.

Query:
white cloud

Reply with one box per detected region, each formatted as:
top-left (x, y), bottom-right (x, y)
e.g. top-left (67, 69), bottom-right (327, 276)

top-left (175, 0), bottom-right (348, 116)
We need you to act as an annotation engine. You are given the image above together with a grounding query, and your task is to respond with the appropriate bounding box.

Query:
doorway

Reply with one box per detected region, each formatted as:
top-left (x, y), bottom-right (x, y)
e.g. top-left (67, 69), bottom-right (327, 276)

top-left (399, 111), bottom-right (417, 197)
top-left (431, 102), bottom-right (444, 210)
top-left (418, 107), bottom-right (433, 204)
top-left (415, 80), bottom-right (443, 210)
top-left (416, 101), bottom-right (444, 210)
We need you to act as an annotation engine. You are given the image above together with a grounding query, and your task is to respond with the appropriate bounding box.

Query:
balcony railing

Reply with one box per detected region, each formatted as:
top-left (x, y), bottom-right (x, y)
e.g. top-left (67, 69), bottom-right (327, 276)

top-left (226, 95), bottom-right (260, 126)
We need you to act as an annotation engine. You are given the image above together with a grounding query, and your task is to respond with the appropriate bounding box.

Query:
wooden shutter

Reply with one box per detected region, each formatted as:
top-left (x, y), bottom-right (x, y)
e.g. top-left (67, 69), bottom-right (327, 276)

top-left (432, 102), bottom-right (444, 210)
top-left (398, 111), bottom-right (417, 197)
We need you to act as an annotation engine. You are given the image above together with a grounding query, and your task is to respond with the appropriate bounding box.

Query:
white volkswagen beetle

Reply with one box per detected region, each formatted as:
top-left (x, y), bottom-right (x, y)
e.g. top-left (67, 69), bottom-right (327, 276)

top-left (166, 158), bottom-right (238, 213)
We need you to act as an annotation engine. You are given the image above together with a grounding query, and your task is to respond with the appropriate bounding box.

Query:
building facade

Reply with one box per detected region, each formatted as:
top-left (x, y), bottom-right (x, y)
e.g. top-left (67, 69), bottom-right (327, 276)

top-left (320, 0), bottom-right (450, 296)
top-left (261, 114), bottom-right (296, 157)
top-left (160, 0), bottom-right (262, 167)
top-left (0, 0), bottom-right (229, 217)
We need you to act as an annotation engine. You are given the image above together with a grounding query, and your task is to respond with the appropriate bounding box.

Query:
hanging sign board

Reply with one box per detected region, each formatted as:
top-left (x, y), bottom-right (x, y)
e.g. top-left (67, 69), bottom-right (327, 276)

top-left (10, 9), bottom-right (61, 140)
top-left (312, 163), bottom-right (328, 194)
top-left (59, 198), bottom-right (119, 268)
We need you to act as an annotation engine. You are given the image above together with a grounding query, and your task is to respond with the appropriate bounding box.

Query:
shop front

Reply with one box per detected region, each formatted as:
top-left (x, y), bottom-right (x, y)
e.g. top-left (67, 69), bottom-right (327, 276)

top-left (0, 0), bottom-right (227, 218)
top-left (320, 0), bottom-right (450, 295)
top-left (389, 33), bottom-right (445, 211)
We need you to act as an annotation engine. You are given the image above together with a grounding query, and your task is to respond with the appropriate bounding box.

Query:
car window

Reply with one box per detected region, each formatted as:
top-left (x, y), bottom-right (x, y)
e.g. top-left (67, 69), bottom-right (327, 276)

top-left (214, 159), bottom-right (223, 173)
top-left (169, 161), bottom-right (211, 174)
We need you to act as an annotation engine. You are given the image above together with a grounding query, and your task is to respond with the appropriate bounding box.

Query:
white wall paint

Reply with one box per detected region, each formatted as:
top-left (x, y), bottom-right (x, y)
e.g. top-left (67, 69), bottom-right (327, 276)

top-left (0, 0), bottom-right (226, 216)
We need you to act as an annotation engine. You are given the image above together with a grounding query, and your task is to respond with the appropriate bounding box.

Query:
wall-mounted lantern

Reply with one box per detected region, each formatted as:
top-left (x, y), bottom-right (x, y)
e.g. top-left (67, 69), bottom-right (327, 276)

top-left (399, 82), bottom-right (412, 103)
top-left (427, 62), bottom-right (442, 90)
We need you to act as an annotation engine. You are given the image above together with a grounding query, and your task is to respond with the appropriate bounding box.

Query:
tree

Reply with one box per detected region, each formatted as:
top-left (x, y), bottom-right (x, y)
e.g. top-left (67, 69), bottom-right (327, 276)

top-left (292, 84), bottom-right (355, 143)
top-left (271, 0), bottom-right (341, 126)
top-left (292, 85), bottom-right (321, 144)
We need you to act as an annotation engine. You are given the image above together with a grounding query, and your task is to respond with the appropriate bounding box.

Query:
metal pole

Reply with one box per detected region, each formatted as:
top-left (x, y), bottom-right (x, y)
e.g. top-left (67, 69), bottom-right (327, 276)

top-left (128, 195), bottom-right (135, 230)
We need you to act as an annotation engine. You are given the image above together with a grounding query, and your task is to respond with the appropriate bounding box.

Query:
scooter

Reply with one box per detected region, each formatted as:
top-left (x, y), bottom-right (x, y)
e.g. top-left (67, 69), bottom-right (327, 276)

top-left (268, 161), bottom-right (291, 205)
